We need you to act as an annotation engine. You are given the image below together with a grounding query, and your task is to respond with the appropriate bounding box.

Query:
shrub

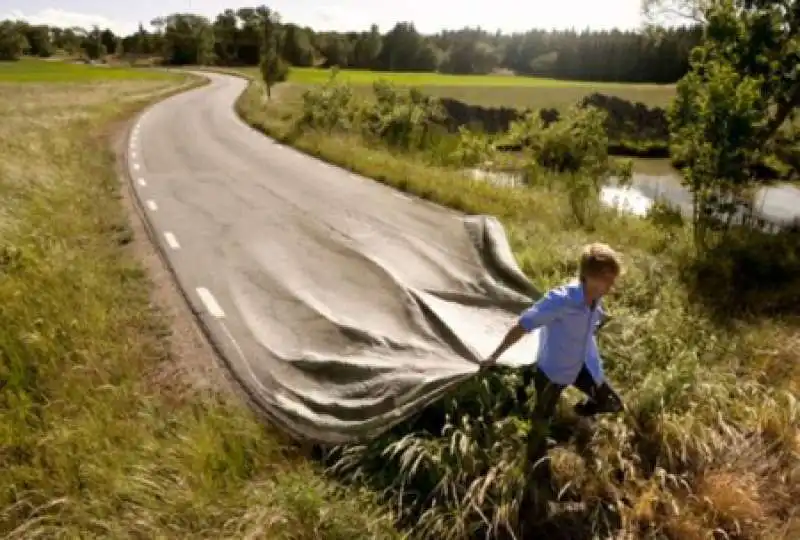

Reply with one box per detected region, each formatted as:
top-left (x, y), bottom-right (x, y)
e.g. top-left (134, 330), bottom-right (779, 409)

top-left (298, 80), bottom-right (360, 132)
top-left (362, 81), bottom-right (447, 151)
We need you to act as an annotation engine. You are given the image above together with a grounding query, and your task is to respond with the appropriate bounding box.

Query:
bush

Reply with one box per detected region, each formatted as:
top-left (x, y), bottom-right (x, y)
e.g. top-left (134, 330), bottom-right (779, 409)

top-left (298, 80), bottom-right (360, 132)
top-left (447, 126), bottom-right (497, 167)
top-left (362, 81), bottom-right (447, 151)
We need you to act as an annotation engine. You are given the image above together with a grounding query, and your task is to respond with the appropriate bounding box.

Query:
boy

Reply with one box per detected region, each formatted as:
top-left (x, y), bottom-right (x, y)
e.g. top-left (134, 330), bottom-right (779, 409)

top-left (482, 242), bottom-right (624, 464)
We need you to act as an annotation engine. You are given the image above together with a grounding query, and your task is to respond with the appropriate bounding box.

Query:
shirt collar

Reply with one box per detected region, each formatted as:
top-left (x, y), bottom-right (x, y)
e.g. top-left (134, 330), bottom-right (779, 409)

top-left (567, 278), bottom-right (596, 310)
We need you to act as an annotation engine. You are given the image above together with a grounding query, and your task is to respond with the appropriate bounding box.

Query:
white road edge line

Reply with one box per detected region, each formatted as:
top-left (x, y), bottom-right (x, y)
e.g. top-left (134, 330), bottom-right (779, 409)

top-left (137, 177), bottom-right (146, 187)
top-left (197, 287), bottom-right (226, 318)
top-left (218, 320), bottom-right (274, 396)
top-left (164, 232), bottom-right (180, 249)
top-left (146, 200), bottom-right (157, 211)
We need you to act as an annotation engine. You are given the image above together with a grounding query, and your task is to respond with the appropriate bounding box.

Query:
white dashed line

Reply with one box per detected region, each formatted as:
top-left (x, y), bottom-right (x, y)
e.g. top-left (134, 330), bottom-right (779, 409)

top-left (164, 232), bottom-right (180, 249)
top-left (145, 200), bottom-right (157, 211)
top-left (133, 163), bottom-right (140, 171)
top-left (131, 151), bottom-right (137, 159)
top-left (137, 177), bottom-right (146, 187)
top-left (197, 287), bottom-right (225, 318)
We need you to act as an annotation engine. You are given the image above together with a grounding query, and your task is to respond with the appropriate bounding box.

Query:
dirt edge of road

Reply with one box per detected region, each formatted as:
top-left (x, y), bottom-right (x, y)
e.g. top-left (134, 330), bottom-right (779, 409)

top-left (111, 112), bottom-right (235, 398)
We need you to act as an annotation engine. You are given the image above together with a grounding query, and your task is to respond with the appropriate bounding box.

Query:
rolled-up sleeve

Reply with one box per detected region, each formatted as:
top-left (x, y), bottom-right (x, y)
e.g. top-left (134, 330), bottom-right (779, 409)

top-left (518, 288), bottom-right (568, 331)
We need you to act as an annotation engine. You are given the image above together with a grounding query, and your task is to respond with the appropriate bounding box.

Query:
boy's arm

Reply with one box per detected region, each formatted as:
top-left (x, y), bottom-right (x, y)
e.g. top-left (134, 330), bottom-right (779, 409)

top-left (482, 288), bottom-right (568, 368)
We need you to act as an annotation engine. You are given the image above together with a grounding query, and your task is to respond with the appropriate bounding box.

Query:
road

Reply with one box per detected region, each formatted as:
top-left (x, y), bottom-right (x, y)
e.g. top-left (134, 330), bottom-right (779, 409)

top-left (126, 72), bottom-right (542, 444)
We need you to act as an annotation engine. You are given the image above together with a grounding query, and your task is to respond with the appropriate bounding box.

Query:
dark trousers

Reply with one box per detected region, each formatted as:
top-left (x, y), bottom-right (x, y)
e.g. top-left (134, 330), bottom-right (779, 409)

top-left (519, 364), bottom-right (623, 466)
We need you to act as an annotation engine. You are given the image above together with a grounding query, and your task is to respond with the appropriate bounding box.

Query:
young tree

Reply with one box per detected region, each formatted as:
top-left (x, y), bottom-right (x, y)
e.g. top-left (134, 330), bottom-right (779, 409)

top-left (666, 0), bottom-right (799, 249)
top-left (258, 7), bottom-right (288, 99)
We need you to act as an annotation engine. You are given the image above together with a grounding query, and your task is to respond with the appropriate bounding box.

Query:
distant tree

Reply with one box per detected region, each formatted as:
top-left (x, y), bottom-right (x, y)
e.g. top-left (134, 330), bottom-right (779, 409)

top-left (99, 28), bottom-right (117, 55)
top-left (160, 14), bottom-right (215, 65)
top-left (282, 23), bottom-right (315, 66)
top-left (235, 8), bottom-right (261, 65)
top-left (352, 24), bottom-right (382, 69)
top-left (51, 26), bottom-right (82, 54)
top-left (376, 22), bottom-right (436, 71)
top-left (82, 26), bottom-right (107, 60)
top-left (441, 30), bottom-right (499, 74)
top-left (22, 24), bottom-right (54, 57)
top-left (0, 20), bottom-right (28, 61)
top-left (213, 9), bottom-right (239, 64)
top-left (258, 7), bottom-right (288, 99)
top-left (319, 33), bottom-right (352, 67)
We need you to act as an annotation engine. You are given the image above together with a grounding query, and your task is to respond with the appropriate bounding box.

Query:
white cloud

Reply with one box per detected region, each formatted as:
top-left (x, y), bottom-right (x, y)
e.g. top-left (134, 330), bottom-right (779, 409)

top-left (2, 8), bottom-right (138, 36)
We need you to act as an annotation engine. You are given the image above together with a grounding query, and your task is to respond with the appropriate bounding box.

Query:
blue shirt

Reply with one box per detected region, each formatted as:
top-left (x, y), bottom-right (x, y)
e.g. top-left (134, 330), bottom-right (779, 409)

top-left (518, 280), bottom-right (606, 386)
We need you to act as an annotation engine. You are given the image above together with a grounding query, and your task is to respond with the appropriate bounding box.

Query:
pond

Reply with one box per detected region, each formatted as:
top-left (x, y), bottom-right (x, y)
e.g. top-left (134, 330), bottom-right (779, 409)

top-left (470, 159), bottom-right (800, 230)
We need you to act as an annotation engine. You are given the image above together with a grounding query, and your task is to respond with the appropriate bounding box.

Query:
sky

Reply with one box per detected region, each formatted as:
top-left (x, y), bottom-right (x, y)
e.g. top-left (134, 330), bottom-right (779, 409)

top-left (0, 0), bottom-right (648, 37)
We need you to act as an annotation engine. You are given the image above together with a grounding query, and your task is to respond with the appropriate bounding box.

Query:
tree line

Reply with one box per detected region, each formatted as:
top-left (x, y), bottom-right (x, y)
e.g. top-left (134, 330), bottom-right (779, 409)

top-left (0, 6), bottom-right (702, 83)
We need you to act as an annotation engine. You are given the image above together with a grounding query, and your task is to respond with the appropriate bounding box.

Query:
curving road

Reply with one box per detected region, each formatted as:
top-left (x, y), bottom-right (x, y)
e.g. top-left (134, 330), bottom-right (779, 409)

top-left (126, 72), bottom-right (543, 444)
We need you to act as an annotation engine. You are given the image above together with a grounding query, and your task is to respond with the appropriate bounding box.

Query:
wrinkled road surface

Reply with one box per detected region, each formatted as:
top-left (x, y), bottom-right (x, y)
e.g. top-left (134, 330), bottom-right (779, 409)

top-left (126, 72), bottom-right (543, 444)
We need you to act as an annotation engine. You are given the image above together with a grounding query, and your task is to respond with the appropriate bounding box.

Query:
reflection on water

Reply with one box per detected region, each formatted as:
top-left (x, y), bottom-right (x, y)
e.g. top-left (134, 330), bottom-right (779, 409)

top-left (599, 186), bottom-right (653, 216)
top-left (468, 158), bottom-right (800, 229)
top-left (626, 159), bottom-right (800, 227)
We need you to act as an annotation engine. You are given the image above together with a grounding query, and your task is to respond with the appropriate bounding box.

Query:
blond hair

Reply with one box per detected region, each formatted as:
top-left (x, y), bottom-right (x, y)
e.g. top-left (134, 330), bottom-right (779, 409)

top-left (579, 242), bottom-right (622, 280)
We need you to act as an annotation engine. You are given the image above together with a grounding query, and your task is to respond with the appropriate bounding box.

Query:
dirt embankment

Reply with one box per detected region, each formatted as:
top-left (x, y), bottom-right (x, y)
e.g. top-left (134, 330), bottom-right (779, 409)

top-left (436, 93), bottom-right (671, 158)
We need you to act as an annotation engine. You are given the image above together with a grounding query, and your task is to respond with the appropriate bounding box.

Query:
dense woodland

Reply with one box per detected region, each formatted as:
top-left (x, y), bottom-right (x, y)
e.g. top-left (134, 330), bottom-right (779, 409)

top-left (0, 8), bottom-right (702, 83)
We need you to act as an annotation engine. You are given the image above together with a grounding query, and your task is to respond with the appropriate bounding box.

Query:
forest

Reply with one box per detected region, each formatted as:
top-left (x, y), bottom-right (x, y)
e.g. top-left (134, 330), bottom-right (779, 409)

top-left (0, 9), bottom-right (701, 83)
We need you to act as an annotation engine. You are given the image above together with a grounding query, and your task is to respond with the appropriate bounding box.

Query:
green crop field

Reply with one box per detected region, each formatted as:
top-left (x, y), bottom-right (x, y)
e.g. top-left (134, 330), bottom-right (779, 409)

top-left (0, 58), bottom-right (173, 83)
top-left (233, 66), bottom-right (677, 109)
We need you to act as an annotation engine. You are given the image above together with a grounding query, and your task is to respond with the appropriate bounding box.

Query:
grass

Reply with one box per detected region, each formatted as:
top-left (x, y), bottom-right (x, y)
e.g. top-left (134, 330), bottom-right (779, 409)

top-left (0, 60), bottom-right (401, 537)
top-left (233, 74), bottom-right (800, 539)
top-left (233, 66), bottom-right (677, 109)
top-left (0, 57), bottom-right (173, 83)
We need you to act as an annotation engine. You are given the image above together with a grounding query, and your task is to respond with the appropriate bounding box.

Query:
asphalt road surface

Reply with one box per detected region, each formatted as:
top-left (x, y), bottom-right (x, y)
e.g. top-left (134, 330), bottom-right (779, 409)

top-left (126, 72), bottom-right (543, 444)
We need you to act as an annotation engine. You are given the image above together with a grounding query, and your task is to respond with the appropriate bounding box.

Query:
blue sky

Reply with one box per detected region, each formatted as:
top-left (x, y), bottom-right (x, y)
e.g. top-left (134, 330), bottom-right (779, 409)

top-left (1, 0), bottom-right (648, 36)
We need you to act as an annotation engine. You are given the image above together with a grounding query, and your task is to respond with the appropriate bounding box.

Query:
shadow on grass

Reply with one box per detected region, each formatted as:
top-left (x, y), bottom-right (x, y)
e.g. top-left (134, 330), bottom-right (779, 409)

top-left (682, 223), bottom-right (800, 320)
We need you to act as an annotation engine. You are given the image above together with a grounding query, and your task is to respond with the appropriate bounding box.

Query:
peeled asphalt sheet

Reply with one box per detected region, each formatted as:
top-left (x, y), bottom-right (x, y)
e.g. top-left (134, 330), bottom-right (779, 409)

top-left (129, 72), bottom-right (544, 444)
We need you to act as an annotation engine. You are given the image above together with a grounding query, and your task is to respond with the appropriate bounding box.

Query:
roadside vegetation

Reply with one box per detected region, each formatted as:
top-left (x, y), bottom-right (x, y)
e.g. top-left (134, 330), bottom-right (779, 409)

top-left (235, 1), bottom-right (800, 538)
top-left (0, 59), bottom-right (400, 538)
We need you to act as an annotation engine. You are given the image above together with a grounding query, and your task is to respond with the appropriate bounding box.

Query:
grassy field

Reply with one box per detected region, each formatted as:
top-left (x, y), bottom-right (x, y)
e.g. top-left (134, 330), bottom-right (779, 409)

top-left (233, 75), bottom-right (800, 539)
top-left (0, 58), bottom-right (172, 82)
top-left (0, 60), bottom-right (400, 538)
top-left (234, 66), bottom-right (677, 109)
